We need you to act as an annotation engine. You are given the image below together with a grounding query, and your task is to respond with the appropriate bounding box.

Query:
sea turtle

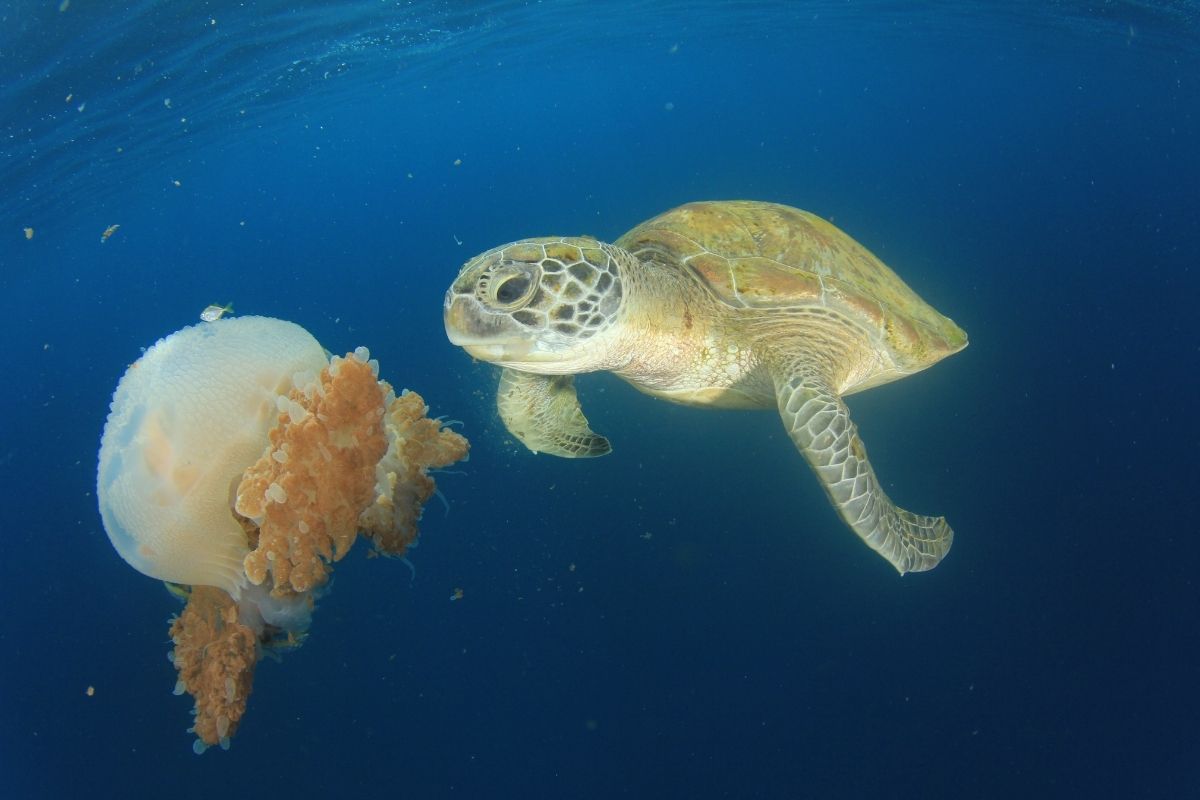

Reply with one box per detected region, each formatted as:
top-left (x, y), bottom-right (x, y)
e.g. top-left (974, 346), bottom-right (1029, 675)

top-left (443, 201), bottom-right (967, 573)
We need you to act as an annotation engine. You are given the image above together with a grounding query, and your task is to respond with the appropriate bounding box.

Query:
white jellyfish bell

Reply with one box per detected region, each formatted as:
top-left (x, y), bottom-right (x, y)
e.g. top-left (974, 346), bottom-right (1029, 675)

top-left (96, 316), bottom-right (327, 597)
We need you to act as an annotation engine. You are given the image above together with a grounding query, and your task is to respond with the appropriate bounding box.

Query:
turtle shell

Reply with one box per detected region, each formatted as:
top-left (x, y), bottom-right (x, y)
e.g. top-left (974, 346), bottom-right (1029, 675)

top-left (615, 200), bottom-right (967, 372)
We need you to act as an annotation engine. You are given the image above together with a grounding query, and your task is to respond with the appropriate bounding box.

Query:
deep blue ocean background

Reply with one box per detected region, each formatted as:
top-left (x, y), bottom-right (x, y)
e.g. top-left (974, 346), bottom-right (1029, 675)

top-left (2, 1), bottom-right (1198, 797)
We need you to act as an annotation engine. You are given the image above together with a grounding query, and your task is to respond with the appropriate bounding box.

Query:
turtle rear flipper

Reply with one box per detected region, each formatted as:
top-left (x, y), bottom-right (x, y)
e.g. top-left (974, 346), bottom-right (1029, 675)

top-left (773, 364), bottom-right (952, 574)
top-left (497, 368), bottom-right (611, 458)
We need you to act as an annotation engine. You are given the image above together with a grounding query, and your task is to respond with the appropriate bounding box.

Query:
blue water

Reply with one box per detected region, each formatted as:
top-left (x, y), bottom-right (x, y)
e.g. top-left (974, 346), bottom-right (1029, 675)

top-left (2, 1), bottom-right (1199, 797)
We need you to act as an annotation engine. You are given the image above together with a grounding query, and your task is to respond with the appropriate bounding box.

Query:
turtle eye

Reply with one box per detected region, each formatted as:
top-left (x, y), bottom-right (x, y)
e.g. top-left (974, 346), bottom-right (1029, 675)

top-left (487, 265), bottom-right (538, 309)
top-left (495, 274), bottom-right (530, 304)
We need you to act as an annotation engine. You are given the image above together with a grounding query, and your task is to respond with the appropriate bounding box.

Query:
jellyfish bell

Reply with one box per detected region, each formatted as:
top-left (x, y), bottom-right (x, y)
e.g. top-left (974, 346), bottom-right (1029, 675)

top-left (97, 316), bottom-right (327, 599)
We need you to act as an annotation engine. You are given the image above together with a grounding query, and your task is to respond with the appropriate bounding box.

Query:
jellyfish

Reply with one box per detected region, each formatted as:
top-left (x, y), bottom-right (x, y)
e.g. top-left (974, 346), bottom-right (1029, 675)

top-left (97, 316), bottom-right (469, 751)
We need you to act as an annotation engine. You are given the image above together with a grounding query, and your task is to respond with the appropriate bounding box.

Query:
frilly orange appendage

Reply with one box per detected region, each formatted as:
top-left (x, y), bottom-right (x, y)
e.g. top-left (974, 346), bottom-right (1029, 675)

top-left (235, 354), bottom-right (470, 594)
top-left (177, 351), bottom-right (469, 750)
top-left (169, 586), bottom-right (258, 748)
top-left (237, 354), bottom-right (390, 594)
top-left (360, 389), bottom-right (470, 556)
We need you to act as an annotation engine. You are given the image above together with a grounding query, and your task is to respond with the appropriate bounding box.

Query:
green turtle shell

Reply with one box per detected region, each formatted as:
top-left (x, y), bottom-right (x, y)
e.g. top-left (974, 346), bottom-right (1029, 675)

top-left (615, 200), bottom-right (967, 373)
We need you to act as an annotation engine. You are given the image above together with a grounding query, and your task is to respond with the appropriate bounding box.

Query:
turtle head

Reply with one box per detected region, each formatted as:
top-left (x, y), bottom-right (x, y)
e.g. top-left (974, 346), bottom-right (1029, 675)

top-left (444, 237), bottom-right (627, 371)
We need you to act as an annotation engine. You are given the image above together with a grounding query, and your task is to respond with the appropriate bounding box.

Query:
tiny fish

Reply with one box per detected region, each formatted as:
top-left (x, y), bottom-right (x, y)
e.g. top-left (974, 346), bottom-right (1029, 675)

top-left (100, 224), bottom-right (120, 243)
top-left (200, 302), bottom-right (234, 322)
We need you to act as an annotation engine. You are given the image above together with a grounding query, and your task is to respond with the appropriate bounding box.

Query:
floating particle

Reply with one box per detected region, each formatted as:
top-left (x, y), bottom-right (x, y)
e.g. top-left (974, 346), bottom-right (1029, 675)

top-left (23, 227), bottom-right (34, 240)
top-left (100, 224), bottom-right (120, 243)
top-left (452, 158), bottom-right (462, 167)
top-left (172, 179), bottom-right (181, 187)
top-left (65, 93), bottom-right (73, 102)
top-left (450, 587), bottom-right (464, 601)
top-left (164, 98), bottom-right (172, 109)
top-left (86, 685), bottom-right (95, 697)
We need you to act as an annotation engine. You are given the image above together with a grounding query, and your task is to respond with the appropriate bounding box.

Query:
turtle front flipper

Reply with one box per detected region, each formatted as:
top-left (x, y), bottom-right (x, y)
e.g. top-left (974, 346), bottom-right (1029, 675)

top-left (496, 368), bottom-right (611, 458)
top-left (773, 365), bottom-right (952, 574)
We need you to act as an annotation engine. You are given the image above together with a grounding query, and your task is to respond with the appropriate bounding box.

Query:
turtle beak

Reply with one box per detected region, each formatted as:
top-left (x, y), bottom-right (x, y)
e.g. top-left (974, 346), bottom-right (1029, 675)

top-left (443, 292), bottom-right (535, 361)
